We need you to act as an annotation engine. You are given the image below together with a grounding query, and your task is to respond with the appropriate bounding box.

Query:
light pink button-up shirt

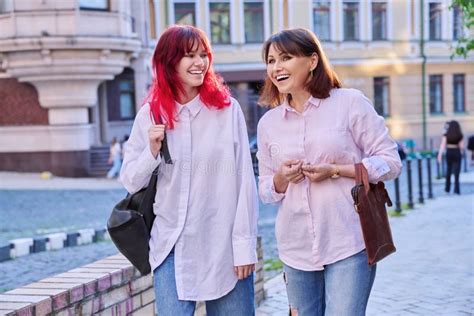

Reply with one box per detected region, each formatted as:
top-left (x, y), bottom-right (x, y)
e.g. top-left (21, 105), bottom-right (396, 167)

top-left (120, 95), bottom-right (258, 300)
top-left (257, 88), bottom-right (402, 271)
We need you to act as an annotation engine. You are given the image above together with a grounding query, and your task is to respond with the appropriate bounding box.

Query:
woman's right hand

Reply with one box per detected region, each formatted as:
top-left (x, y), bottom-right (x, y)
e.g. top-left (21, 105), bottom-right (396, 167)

top-left (273, 160), bottom-right (304, 193)
top-left (149, 124), bottom-right (166, 158)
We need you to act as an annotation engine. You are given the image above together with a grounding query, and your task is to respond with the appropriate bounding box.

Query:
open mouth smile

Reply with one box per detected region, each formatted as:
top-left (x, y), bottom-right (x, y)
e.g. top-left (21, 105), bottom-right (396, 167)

top-left (275, 74), bottom-right (290, 82)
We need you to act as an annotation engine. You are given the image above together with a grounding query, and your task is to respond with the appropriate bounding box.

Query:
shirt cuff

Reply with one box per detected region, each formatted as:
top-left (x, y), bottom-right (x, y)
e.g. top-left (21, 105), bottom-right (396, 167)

top-left (362, 156), bottom-right (390, 183)
top-left (260, 177), bottom-right (285, 204)
top-left (232, 238), bottom-right (258, 266)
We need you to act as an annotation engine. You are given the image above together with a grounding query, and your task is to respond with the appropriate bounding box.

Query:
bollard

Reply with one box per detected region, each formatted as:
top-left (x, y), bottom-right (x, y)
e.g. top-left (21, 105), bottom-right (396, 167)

top-left (436, 155), bottom-right (442, 179)
top-left (417, 157), bottom-right (424, 204)
top-left (394, 177), bottom-right (402, 213)
top-left (441, 154), bottom-right (446, 177)
top-left (427, 155), bottom-right (434, 199)
top-left (462, 150), bottom-right (468, 173)
top-left (406, 159), bottom-right (414, 209)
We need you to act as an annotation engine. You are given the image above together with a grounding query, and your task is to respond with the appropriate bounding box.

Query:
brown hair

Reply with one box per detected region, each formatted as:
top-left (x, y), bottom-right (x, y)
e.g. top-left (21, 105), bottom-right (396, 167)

top-left (258, 28), bottom-right (341, 107)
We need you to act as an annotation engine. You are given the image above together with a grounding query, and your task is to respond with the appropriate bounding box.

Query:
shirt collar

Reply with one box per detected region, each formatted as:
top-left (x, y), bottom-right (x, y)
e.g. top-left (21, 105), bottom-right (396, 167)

top-left (281, 95), bottom-right (322, 118)
top-left (177, 94), bottom-right (203, 118)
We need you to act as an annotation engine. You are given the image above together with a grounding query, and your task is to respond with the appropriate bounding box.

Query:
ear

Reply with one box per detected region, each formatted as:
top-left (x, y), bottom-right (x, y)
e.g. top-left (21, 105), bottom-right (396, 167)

top-left (309, 53), bottom-right (318, 71)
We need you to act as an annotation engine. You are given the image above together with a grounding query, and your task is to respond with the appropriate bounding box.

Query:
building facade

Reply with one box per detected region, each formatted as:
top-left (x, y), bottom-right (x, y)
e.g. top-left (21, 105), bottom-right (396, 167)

top-left (0, 0), bottom-right (472, 176)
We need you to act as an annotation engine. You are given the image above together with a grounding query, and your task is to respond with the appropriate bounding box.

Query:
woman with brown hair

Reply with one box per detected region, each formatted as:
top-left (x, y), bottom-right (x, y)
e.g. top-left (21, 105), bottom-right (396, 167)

top-left (256, 28), bottom-right (402, 315)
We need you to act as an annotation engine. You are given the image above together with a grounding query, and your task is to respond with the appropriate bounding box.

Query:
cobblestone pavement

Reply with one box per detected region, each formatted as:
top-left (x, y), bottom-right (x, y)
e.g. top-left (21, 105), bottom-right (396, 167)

top-left (0, 241), bottom-right (118, 292)
top-left (257, 191), bottom-right (474, 315)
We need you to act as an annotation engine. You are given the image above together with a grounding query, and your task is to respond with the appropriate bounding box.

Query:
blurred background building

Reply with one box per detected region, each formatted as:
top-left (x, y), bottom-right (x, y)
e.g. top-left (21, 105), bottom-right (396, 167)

top-left (0, 0), bottom-right (472, 176)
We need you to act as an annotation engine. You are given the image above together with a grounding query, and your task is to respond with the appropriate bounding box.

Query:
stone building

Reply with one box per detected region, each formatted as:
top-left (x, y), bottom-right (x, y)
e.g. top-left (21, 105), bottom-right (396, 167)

top-left (0, 0), bottom-right (472, 176)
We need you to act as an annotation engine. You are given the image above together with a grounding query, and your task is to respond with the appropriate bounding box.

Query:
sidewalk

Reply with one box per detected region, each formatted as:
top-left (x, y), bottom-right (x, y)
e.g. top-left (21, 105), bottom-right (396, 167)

top-left (0, 172), bottom-right (123, 190)
top-left (257, 175), bottom-right (474, 315)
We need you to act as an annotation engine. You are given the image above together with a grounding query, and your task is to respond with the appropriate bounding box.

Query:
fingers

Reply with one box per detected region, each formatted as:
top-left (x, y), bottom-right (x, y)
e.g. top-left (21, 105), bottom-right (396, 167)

top-left (283, 159), bottom-right (301, 166)
top-left (289, 173), bottom-right (305, 184)
top-left (235, 265), bottom-right (255, 280)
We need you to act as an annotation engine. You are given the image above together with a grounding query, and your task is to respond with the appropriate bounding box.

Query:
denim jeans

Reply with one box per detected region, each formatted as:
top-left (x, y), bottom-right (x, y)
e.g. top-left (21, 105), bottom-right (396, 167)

top-left (153, 250), bottom-right (255, 316)
top-left (283, 250), bottom-right (376, 316)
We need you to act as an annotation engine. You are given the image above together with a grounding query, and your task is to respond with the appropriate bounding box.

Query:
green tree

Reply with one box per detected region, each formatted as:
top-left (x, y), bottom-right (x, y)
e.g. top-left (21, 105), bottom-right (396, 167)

top-left (450, 0), bottom-right (473, 58)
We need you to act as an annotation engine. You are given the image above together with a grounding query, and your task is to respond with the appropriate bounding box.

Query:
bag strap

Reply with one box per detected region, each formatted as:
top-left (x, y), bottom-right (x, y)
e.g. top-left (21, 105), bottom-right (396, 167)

top-left (354, 163), bottom-right (370, 195)
top-left (149, 108), bottom-right (172, 166)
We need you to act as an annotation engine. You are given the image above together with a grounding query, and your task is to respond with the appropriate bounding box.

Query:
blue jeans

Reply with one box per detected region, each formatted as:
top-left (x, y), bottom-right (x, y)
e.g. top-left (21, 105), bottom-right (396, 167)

top-left (153, 250), bottom-right (255, 316)
top-left (283, 250), bottom-right (376, 316)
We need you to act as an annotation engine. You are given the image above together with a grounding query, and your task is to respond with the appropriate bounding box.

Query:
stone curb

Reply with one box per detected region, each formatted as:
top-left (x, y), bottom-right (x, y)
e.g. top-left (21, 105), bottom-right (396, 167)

top-left (0, 228), bottom-right (110, 262)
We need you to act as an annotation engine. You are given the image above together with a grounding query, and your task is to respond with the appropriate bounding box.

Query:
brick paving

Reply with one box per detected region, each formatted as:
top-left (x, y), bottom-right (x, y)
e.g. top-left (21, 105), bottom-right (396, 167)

top-left (257, 173), bottom-right (474, 315)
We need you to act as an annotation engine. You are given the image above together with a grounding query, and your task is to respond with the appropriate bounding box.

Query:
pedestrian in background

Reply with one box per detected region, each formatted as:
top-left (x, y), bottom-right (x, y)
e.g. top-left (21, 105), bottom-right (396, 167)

top-left (467, 135), bottom-right (474, 166)
top-left (438, 120), bottom-right (464, 194)
top-left (256, 28), bottom-right (402, 316)
top-left (106, 137), bottom-right (122, 179)
top-left (120, 25), bottom-right (258, 316)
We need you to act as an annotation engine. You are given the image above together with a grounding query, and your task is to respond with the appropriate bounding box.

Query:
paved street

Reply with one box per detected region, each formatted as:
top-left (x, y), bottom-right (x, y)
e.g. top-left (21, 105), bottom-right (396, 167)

top-left (257, 175), bottom-right (474, 315)
top-left (1, 170), bottom-right (473, 315)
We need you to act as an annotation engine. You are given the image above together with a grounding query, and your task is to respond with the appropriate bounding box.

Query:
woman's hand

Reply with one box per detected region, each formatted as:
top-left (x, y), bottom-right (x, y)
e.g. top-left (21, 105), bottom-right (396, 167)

top-left (301, 163), bottom-right (336, 182)
top-left (273, 160), bottom-right (305, 193)
top-left (279, 160), bottom-right (305, 183)
top-left (234, 264), bottom-right (255, 280)
top-left (148, 124), bottom-right (166, 158)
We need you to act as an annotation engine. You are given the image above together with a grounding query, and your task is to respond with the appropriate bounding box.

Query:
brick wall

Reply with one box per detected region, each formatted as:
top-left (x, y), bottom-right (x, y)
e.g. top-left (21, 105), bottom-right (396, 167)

top-left (0, 79), bottom-right (48, 126)
top-left (0, 237), bottom-right (265, 315)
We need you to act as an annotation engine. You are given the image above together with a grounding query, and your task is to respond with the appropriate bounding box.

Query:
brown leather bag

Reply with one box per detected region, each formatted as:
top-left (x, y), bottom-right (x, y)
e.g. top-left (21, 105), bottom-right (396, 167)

top-left (351, 163), bottom-right (396, 265)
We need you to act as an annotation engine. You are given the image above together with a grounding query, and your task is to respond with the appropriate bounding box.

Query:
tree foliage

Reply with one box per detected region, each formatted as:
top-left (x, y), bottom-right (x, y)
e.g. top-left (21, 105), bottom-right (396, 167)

top-left (450, 0), bottom-right (473, 58)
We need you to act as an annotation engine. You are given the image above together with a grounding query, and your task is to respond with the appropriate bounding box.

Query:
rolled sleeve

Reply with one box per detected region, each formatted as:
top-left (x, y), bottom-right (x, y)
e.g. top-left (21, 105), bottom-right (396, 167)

top-left (349, 90), bottom-right (402, 183)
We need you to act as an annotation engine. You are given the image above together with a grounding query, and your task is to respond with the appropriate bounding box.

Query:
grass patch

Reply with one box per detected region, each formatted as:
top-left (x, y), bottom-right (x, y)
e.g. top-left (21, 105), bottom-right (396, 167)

top-left (388, 210), bottom-right (405, 217)
top-left (264, 258), bottom-right (283, 271)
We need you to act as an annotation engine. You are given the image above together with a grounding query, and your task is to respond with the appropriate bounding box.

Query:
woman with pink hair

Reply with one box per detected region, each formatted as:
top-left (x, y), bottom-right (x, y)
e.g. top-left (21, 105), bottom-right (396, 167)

top-left (120, 25), bottom-right (258, 315)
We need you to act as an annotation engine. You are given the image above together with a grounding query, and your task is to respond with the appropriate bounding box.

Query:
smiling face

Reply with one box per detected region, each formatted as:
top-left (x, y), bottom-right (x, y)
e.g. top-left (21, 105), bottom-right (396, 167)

top-left (266, 44), bottom-right (317, 96)
top-left (176, 43), bottom-right (210, 99)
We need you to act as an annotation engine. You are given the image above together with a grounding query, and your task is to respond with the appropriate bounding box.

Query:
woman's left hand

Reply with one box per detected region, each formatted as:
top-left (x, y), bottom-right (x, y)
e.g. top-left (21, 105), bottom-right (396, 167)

top-left (234, 264), bottom-right (255, 280)
top-left (301, 163), bottom-right (336, 182)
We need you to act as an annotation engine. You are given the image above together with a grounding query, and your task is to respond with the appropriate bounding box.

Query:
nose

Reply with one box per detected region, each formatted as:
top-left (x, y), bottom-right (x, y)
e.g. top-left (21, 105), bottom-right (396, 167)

top-left (194, 55), bottom-right (205, 67)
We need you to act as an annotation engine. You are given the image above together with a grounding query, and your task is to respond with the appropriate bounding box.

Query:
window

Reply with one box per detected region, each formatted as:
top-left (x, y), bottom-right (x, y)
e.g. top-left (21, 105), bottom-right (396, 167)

top-left (429, 2), bottom-right (442, 40)
top-left (244, 1), bottom-right (264, 43)
top-left (453, 5), bottom-right (464, 40)
top-left (372, 2), bottom-right (387, 40)
top-left (79, 0), bottom-right (109, 10)
top-left (209, 2), bottom-right (231, 44)
top-left (175, 2), bottom-right (196, 26)
top-left (312, 1), bottom-right (331, 41)
top-left (429, 75), bottom-right (443, 114)
top-left (0, 0), bottom-right (12, 13)
top-left (453, 74), bottom-right (465, 113)
top-left (119, 81), bottom-right (136, 119)
top-left (343, 2), bottom-right (359, 41)
top-left (107, 68), bottom-right (136, 121)
top-left (373, 77), bottom-right (390, 117)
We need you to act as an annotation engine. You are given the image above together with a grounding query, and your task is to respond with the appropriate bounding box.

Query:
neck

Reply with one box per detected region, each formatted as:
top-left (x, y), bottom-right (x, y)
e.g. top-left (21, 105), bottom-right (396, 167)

top-left (289, 89), bottom-right (311, 113)
top-left (178, 87), bottom-right (199, 104)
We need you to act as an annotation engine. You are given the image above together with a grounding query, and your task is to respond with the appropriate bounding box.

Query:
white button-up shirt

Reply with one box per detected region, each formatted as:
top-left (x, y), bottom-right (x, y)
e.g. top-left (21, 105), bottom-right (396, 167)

top-left (120, 95), bottom-right (258, 301)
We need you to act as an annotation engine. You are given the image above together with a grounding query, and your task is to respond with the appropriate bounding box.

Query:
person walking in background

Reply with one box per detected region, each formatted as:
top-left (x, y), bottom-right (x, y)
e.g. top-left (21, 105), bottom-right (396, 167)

top-left (256, 28), bottom-right (402, 316)
top-left (467, 135), bottom-right (474, 166)
top-left (106, 137), bottom-right (122, 179)
top-left (120, 25), bottom-right (258, 316)
top-left (438, 120), bottom-right (464, 194)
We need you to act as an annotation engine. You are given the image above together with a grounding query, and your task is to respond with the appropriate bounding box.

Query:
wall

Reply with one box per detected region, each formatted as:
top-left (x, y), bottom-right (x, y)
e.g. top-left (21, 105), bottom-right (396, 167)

top-left (0, 237), bottom-right (265, 315)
